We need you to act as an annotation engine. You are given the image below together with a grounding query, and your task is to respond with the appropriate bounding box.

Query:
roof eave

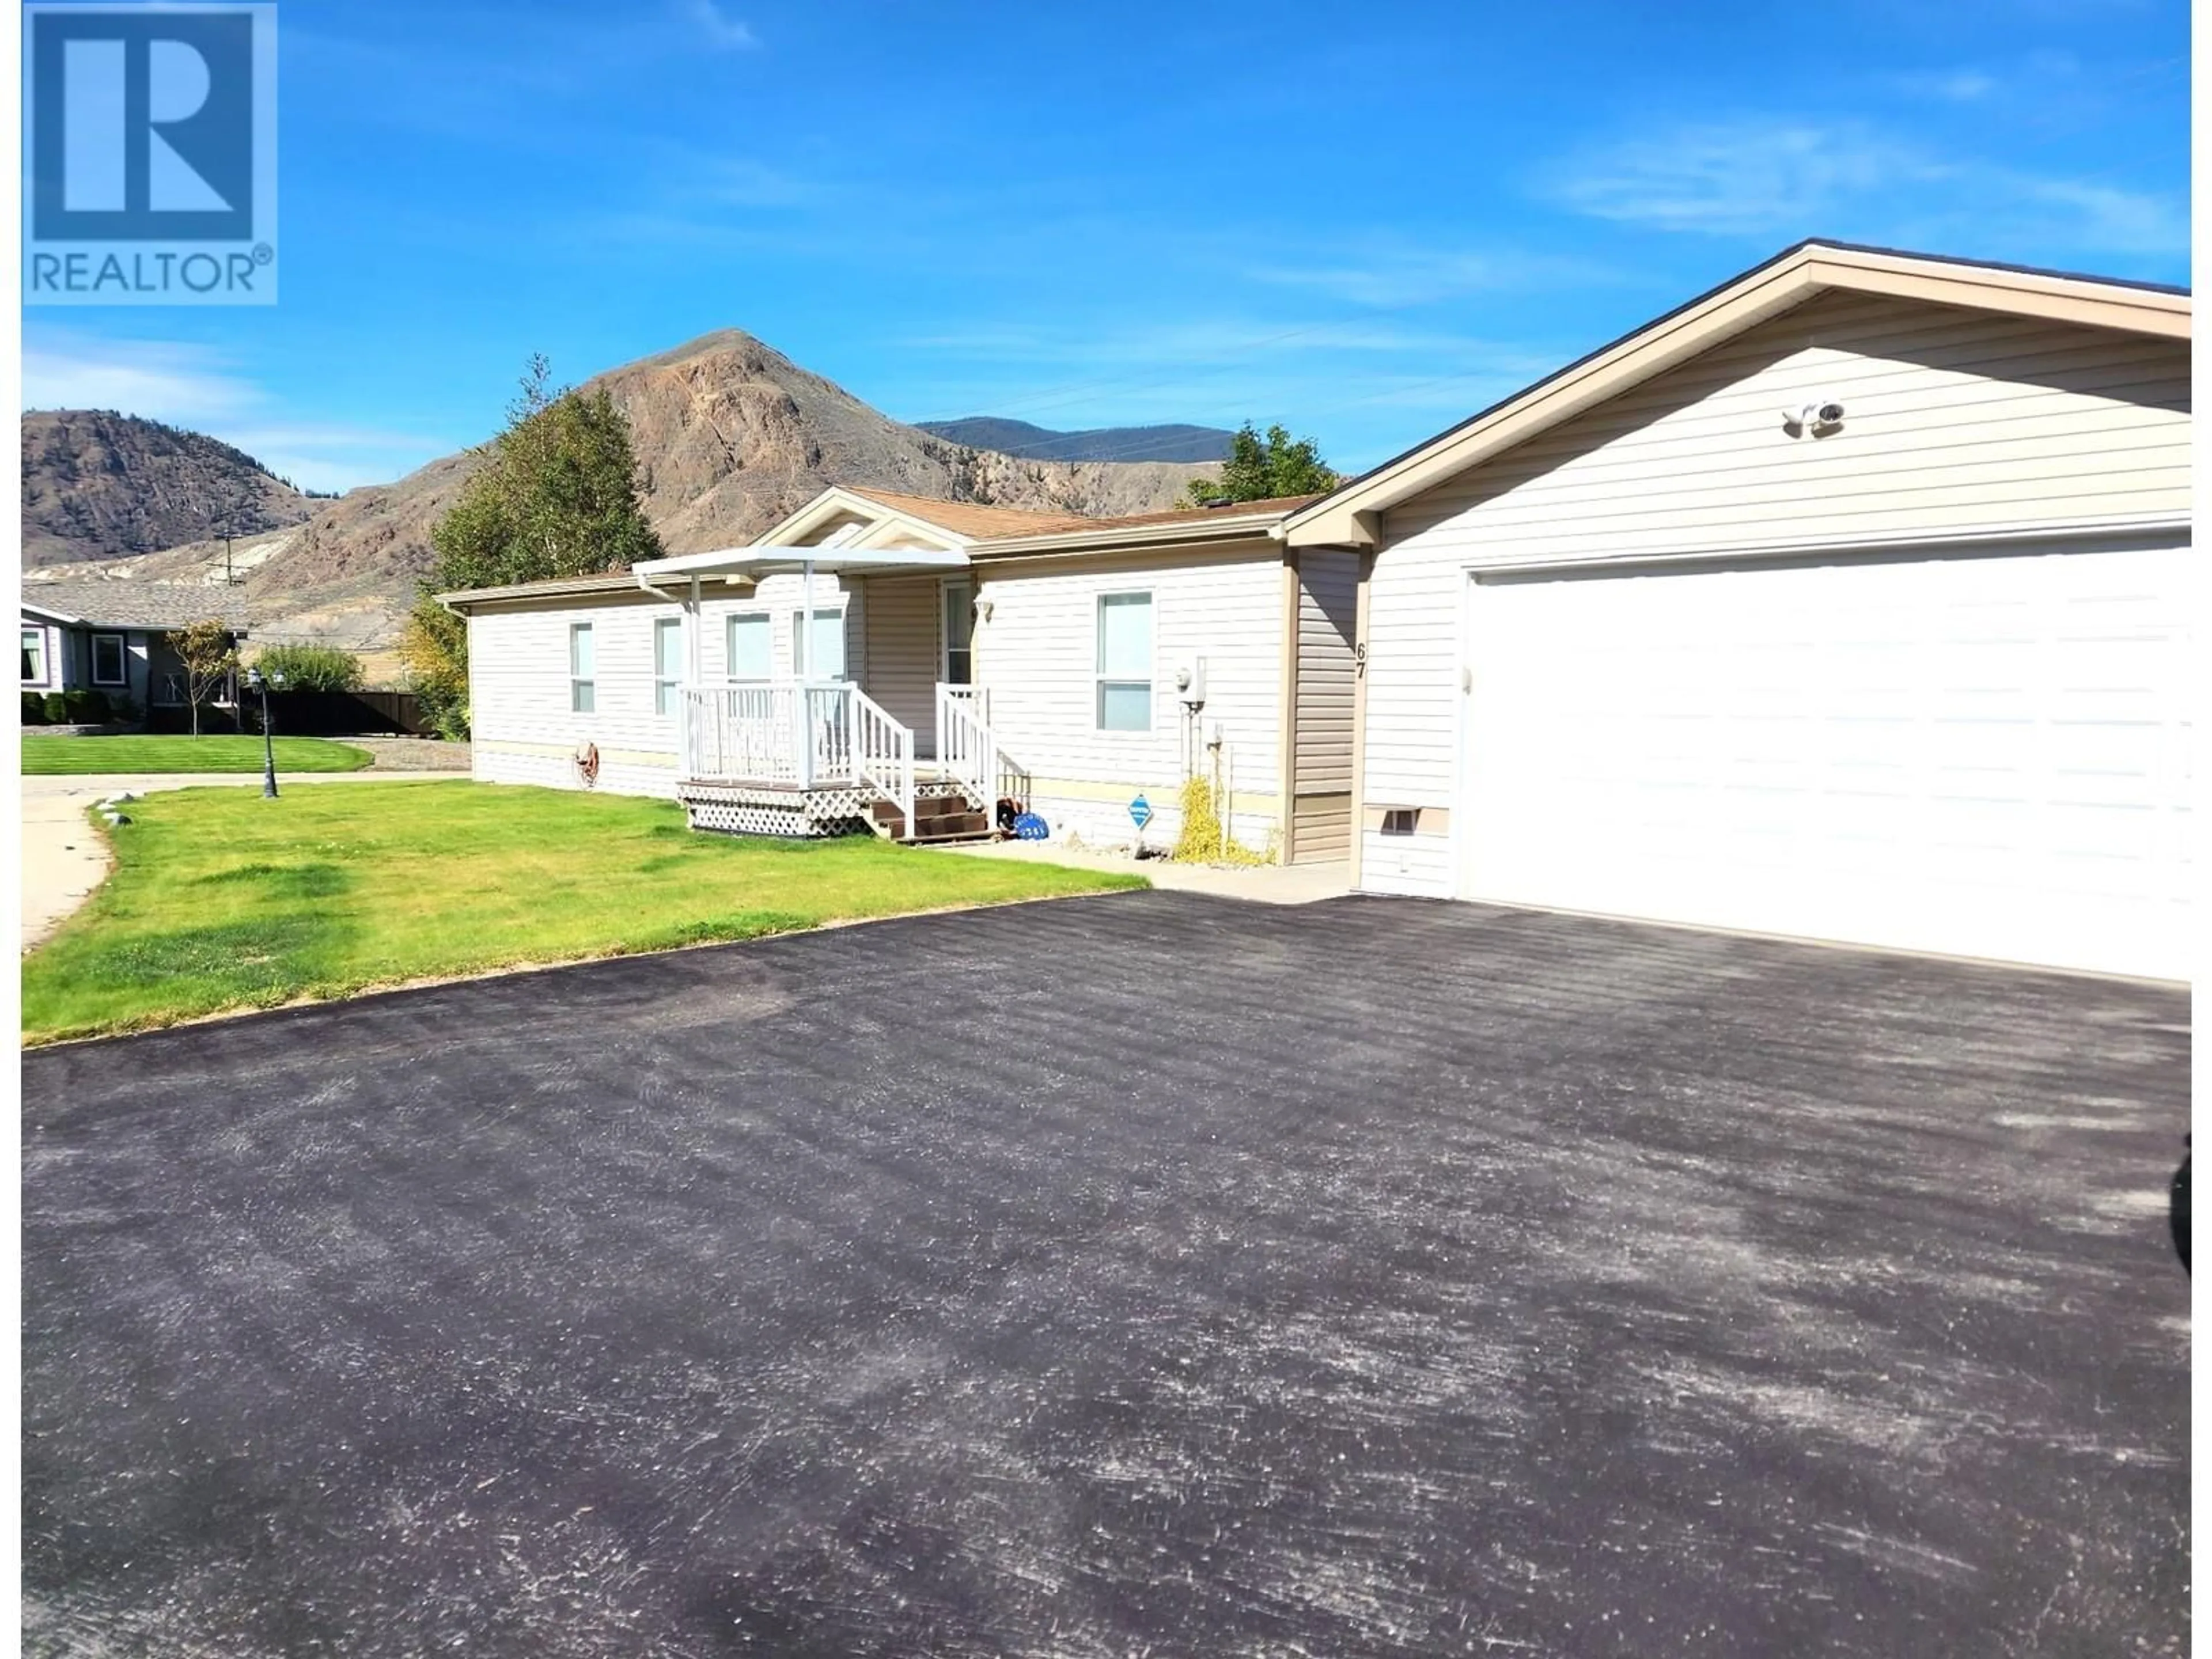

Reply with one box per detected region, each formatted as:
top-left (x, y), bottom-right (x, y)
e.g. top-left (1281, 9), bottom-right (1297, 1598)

top-left (1285, 240), bottom-right (2192, 548)
top-left (971, 511), bottom-right (1294, 559)
top-left (437, 575), bottom-right (644, 611)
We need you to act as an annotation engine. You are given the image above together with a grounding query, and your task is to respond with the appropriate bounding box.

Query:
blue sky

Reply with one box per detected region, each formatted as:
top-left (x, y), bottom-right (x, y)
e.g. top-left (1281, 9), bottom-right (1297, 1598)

top-left (21, 0), bottom-right (2190, 492)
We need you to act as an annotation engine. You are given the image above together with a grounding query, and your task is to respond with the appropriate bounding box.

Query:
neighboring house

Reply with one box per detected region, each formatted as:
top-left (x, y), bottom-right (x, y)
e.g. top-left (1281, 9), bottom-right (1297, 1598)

top-left (20, 583), bottom-right (251, 719)
top-left (440, 487), bottom-right (1361, 859)
top-left (1281, 240), bottom-right (2192, 980)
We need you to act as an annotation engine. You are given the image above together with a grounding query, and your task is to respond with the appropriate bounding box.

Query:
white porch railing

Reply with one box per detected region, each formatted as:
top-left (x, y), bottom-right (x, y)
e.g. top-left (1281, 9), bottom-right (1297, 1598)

top-left (938, 683), bottom-right (990, 723)
top-left (935, 683), bottom-right (998, 817)
top-left (680, 679), bottom-right (914, 836)
top-left (853, 688), bottom-right (915, 840)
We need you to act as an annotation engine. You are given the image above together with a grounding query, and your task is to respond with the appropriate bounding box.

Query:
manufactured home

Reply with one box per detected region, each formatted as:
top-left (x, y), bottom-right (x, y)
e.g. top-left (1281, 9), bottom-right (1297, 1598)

top-left (442, 487), bottom-right (1363, 861)
top-left (21, 583), bottom-right (249, 719)
top-left (1285, 241), bottom-right (2192, 980)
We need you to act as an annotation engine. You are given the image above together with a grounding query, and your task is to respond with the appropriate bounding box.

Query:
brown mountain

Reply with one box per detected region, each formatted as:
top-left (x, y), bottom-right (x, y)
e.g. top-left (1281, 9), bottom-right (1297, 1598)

top-left (20, 410), bottom-right (321, 567)
top-left (27, 331), bottom-right (1210, 655)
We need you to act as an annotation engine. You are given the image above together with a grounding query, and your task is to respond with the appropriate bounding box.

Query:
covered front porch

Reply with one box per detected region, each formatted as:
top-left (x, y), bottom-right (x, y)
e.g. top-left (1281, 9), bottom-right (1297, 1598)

top-left (632, 540), bottom-right (1013, 842)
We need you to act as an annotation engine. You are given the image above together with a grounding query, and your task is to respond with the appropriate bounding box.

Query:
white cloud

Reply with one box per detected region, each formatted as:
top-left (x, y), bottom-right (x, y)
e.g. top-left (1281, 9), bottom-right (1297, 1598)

top-left (1540, 118), bottom-right (2188, 257)
top-left (1245, 245), bottom-right (1620, 308)
top-left (1544, 122), bottom-right (1927, 235)
top-left (22, 331), bottom-right (449, 493)
top-left (23, 335), bottom-right (262, 423)
top-left (681, 0), bottom-right (757, 51)
top-left (1886, 66), bottom-right (2008, 102)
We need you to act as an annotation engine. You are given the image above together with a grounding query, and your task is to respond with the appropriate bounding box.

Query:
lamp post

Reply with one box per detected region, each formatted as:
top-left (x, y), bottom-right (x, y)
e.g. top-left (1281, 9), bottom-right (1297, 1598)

top-left (244, 665), bottom-right (286, 797)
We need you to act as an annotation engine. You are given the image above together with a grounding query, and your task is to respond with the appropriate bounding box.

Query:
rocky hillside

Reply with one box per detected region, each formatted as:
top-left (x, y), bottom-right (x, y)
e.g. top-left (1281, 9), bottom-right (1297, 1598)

top-left (916, 416), bottom-right (1234, 463)
top-left (21, 410), bottom-right (320, 567)
top-left (31, 331), bottom-right (1210, 651)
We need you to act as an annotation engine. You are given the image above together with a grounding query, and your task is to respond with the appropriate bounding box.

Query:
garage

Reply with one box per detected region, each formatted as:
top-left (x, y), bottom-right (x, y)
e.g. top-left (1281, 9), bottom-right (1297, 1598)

top-left (1460, 539), bottom-right (2193, 978)
top-left (1284, 241), bottom-right (2191, 977)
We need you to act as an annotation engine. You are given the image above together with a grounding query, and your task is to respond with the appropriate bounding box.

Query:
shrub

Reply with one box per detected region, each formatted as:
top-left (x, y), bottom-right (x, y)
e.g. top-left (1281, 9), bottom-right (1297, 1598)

top-left (62, 688), bottom-right (108, 724)
top-left (42, 692), bottom-right (67, 724)
top-left (253, 642), bottom-right (365, 692)
top-left (1169, 772), bottom-right (1270, 866)
top-left (24, 691), bottom-right (48, 725)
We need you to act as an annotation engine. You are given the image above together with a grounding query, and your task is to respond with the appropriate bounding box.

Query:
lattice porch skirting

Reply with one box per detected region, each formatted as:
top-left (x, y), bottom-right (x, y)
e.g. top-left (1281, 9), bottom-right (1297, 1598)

top-left (677, 781), bottom-right (874, 839)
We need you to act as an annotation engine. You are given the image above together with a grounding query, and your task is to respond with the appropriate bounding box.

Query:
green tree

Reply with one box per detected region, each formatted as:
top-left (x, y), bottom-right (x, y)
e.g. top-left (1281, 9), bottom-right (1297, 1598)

top-left (253, 642), bottom-right (364, 692)
top-left (1180, 422), bottom-right (1339, 507)
top-left (402, 357), bottom-right (664, 737)
top-left (167, 619), bottom-right (239, 738)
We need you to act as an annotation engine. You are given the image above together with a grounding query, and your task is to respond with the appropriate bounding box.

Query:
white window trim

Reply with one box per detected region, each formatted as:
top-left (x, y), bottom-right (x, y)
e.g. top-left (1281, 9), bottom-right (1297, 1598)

top-left (22, 627), bottom-right (47, 687)
top-left (569, 622), bottom-right (596, 714)
top-left (941, 578), bottom-right (975, 686)
top-left (1094, 589), bottom-right (1154, 733)
top-left (789, 604), bottom-right (848, 681)
top-left (653, 617), bottom-right (682, 715)
top-left (90, 630), bottom-right (128, 687)
top-left (725, 608), bottom-right (775, 680)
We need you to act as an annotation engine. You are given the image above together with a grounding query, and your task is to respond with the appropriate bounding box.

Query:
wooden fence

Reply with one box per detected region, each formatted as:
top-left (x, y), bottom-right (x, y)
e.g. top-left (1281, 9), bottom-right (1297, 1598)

top-left (153, 690), bottom-right (429, 737)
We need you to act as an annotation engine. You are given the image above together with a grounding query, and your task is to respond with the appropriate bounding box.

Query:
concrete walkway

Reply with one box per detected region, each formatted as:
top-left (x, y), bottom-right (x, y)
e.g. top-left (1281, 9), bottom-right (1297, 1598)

top-left (20, 771), bottom-right (463, 952)
top-left (929, 836), bottom-right (1351, 904)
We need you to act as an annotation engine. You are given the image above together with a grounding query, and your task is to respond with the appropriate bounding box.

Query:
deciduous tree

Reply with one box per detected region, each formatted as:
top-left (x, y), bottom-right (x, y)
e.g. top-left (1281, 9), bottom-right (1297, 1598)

top-left (252, 642), bottom-right (363, 692)
top-left (403, 356), bottom-right (664, 737)
top-left (167, 619), bottom-right (238, 738)
top-left (1179, 422), bottom-right (1339, 507)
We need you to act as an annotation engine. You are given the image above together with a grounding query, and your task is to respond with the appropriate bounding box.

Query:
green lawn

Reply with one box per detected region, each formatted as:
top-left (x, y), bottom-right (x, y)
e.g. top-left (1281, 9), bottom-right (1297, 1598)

top-left (22, 782), bottom-right (1144, 1044)
top-left (22, 734), bottom-right (374, 775)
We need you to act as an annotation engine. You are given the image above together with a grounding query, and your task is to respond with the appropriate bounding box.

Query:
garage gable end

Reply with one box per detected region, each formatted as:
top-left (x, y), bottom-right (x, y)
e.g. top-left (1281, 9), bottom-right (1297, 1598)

top-left (1290, 240), bottom-right (2190, 550)
top-left (1383, 286), bottom-right (2191, 567)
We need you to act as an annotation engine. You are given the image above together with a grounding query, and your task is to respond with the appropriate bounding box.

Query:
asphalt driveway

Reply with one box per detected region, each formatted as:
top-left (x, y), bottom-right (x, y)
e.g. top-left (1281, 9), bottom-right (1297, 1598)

top-left (21, 893), bottom-right (2190, 1656)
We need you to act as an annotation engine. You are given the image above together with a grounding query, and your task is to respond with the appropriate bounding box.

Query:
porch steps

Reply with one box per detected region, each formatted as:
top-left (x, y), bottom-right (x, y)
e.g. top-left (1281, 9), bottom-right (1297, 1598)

top-left (872, 791), bottom-right (995, 846)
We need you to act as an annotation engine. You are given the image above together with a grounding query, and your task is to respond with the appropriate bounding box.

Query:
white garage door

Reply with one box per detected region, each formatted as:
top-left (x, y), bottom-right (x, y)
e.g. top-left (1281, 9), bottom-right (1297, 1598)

top-left (1461, 542), bottom-right (2194, 979)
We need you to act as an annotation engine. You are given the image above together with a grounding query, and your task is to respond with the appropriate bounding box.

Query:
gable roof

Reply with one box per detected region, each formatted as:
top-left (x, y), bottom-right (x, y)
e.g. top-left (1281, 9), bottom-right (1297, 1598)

top-left (968, 494), bottom-right (1321, 557)
top-left (840, 488), bottom-right (1082, 539)
top-left (21, 582), bottom-right (251, 630)
top-left (1286, 239), bottom-right (2192, 547)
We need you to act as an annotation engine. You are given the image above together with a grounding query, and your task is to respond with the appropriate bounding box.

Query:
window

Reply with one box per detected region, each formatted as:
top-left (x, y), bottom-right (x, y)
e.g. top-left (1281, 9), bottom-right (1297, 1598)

top-left (1380, 808), bottom-right (1419, 836)
top-left (789, 607), bottom-right (846, 680)
top-left (21, 628), bottom-right (46, 685)
top-left (1095, 591), bottom-right (1152, 731)
top-left (569, 623), bottom-right (595, 713)
top-left (726, 612), bottom-right (772, 679)
top-left (653, 618), bottom-right (683, 715)
top-left (942, 581), bottom-right (974, 685)
top-left (91, 631), bottom-right (127, 687)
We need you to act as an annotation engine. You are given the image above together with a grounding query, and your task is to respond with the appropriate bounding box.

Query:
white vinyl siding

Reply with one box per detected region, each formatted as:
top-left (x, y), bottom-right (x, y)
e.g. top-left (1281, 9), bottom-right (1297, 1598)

top-left (1359, 291), bottom-right (2194, 896)
top-left (975, 545), bottom-right (1286, 849)
top-left (467, 572), bottom-right (857, 797)
top-left (569, 623), bottom-right (596, 713)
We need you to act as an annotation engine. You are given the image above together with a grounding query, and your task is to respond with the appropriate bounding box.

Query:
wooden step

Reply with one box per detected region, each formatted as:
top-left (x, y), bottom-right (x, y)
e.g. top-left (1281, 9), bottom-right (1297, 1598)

top-left (911, 809), bottom-right (990, 838)
top-left (904, 825), bottom-right (998, 845)
top-left (871, 794), bottom-right (978, 826)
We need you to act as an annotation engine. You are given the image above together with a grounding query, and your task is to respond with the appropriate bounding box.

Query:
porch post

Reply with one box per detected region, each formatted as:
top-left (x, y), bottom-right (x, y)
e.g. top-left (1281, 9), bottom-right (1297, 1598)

top-left (796, 558), bottom-right (816, 784)
top-left (685, 575), bottom-right (702, 777)
top-left (800, 558), bottom-right (816, 677)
